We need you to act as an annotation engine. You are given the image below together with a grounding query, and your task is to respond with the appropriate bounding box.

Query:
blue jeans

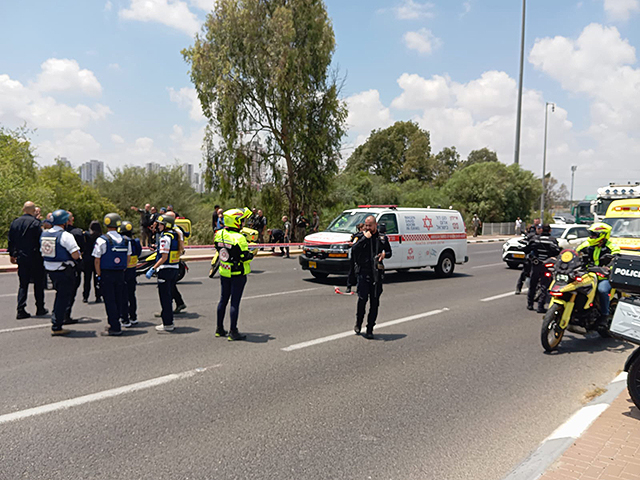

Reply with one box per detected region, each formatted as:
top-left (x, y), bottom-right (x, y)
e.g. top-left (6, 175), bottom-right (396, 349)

top-left (597, 279), bottom-right (612, 315)
top-left (217, 275), bottom-right (247, 332)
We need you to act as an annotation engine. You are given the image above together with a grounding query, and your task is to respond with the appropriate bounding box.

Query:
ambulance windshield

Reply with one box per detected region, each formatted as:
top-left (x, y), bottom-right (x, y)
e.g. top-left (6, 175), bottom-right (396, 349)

top-left (326, 211), bottom-right (373, 234)
top-left (604, 218), bottom-right (640, 238)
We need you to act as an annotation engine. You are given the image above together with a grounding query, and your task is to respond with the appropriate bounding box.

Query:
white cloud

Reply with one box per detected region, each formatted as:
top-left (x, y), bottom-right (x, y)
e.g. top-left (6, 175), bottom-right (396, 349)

top-left (345, 90), bottom-right (394, 146)
top-left (0, 74), bottom-right (111, 129)
top-left (104, 1), bottom-right (113, 12)
top-left (37, 130), bottom-right (102, 163)
top-left (34, 58), bottom-right (103, 97)
top-left (189, 0), bottom-right (216, 11)
top-left (169, 124), bottom-right (206, 163)
top-left (388, 0), bottom-right (435, 20)
top-left (168, 86), bottom-right (205, 121)
top-left (119, 0), bottom-right (201, 36)
top-left (603, 0), bottom-right (640, 21)
top-left (391, 73), bottom-right (451, 110)
top-left (111, 134), bottom-right (125, 144)
top-left (403, 29), bottom-right (442, 55)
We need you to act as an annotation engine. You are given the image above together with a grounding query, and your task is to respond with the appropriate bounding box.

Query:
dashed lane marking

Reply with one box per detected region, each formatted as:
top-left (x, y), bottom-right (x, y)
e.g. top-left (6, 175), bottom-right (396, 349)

top-left (0, 324), bottom-right (50, 334)
top-left (0, 365), bottom-right (219, 425)
top-left (472, 262), bottom-right (506, 269)
top-left (480, 288), bottom-right (528, 302)
top-left (282, 308), bottom-right (450, 352)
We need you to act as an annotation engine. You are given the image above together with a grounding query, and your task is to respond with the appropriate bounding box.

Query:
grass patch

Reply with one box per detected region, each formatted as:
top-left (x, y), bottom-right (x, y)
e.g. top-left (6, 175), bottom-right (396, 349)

top-left (583, 386), bottom-right (607, 404)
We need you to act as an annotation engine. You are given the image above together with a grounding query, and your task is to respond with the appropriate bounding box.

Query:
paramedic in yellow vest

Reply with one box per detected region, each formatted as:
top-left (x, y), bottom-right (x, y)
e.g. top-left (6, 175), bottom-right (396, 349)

top-left (146, 214), bottom-right (181, 332)
top-left (576, 222), bottom-right (621, 328)
top-left (214, 208), bottom-right (253, 341)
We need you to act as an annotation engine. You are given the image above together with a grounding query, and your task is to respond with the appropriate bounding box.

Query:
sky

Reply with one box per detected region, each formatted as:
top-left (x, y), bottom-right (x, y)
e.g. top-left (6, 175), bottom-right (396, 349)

top-left (1, 0), bottom-right (639, 199)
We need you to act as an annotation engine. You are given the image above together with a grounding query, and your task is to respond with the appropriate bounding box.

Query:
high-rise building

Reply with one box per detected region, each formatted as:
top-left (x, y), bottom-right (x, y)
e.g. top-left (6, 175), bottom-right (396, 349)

top-left (145, 162), bottom-right (161, 174)
top-left (182, 163), bottom-right (195, 184)
top-left (59, 157), bottom-right (71, 168)
top-left (80, 159), bottom-right (104, 183)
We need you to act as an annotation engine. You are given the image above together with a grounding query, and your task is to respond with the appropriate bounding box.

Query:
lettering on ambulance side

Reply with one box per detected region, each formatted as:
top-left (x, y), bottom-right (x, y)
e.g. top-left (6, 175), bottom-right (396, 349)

top-left (404, 216), bottom-right (421, 232)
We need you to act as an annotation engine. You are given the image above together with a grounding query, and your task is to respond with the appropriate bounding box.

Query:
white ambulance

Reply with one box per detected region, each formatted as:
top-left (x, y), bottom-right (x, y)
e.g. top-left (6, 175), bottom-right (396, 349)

top-left (299, 205), bottom-right (468, 279)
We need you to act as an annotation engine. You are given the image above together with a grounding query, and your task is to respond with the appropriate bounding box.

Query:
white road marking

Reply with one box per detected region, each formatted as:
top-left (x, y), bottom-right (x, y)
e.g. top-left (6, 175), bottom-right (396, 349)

top-left (472, 262), bottom-right (505, 269)
top-left (0, 366), bottom-right (218, 425)
top-left (244, 287), bottom-right (320, 301)
top-left (471, 249), bottom-right (503, 254)
top-left (481, 289), bottom-right (528, 302)
top-left (0, 323), bottom-right (50, 334)
top-left (282, 308), bottom-right (450, 352)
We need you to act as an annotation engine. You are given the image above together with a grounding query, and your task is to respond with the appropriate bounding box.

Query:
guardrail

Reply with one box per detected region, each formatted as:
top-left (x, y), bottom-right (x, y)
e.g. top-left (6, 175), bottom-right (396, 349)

top-left (481, 222), bottom-right (518, 236)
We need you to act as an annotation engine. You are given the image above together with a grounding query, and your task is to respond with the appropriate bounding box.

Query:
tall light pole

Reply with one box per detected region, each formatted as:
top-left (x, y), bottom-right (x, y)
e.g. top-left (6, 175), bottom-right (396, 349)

top-left (570, 165), bottom-right (577, 210)
top-left (540, 102), bottom-right (555, 222)
top-left (514, 0), bottom-right (526, 165)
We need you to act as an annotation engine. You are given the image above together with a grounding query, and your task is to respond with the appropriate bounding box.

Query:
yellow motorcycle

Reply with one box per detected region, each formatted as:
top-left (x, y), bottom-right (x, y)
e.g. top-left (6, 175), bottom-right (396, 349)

top-left (136, 249), bottom-right (188, 282)
top-left (209, 226), bottom-right (259, 278)
top-left (541, 249), bottom-right (616, 352)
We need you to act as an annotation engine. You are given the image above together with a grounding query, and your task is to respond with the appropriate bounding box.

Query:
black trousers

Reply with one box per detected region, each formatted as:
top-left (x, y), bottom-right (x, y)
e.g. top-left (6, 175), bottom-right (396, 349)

top-left (17, 259), bottom-right (45, 313)
top-left (83, 260), bottom-right (101, 301)
top-left (121, 268), bottom-right (137, 321)
top-left (65, 264), bottom-right (82, 320)
top-left (516, 260), bottom-right (531, 291)
top-left (528, 263), bottom-right (550, 311)
top-left (217, 275), bottom-right (247, 332)
top-left (100, 269), bottom-right (125, 333)
top-left (158, 268), bottom-right (178, 326)
top-left (356, 272), bottom-right (383, 332)
top-left (49, 268), bottom-right (75, 330)
top-left (172, 281), bottom-right (184, 308)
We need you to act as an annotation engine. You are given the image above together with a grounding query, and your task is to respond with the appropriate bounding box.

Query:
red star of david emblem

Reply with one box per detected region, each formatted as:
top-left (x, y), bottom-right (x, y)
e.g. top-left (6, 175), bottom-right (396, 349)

top-left (423, 215), bottom-right (433, 230)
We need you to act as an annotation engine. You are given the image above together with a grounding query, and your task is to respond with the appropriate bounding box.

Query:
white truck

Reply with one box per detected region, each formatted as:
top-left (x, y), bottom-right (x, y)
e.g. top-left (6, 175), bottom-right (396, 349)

top-left (592, 182), bottom-right (640, 223)
top-left (299, 205), bottom-right (469, 279)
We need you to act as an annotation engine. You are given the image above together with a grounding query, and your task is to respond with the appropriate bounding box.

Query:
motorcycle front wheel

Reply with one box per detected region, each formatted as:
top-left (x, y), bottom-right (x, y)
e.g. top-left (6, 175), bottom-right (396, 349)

top-left (628, 354), bottom-right (640, 410)
top-left (541, 303), bottom-right (565, 352)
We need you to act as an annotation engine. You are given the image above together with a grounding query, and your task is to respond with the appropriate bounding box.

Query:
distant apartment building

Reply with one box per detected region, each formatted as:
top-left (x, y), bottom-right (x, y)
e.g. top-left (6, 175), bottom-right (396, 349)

top-left (80, 159), bottom-right (104, 183)
top-left (145, 162), bottom-right (161, 174)
top-left (59, 157), bottom-right (71, 168)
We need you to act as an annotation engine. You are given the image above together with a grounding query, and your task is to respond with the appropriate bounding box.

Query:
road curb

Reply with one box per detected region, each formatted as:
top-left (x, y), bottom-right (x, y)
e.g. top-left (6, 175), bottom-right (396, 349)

top-left (501, 372), bottom-right (628, 480)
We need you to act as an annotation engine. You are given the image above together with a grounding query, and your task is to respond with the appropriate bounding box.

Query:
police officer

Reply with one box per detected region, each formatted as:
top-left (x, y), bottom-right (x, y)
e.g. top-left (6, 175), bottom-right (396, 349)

top-left (577, 223), bottom-right (621, 328)
top-left (351, 215), bottom-right (392, 339)
top-left (64, 211), bottom-right (85, 324)
top-left (9, 201), bottom-right (48, 319)
top-left (93, 213), bottom-right (130, 336)
top-left (40, 209), bottom-right (81, 335)
top-left (515, 223), bottom-right (542, 295)
top-left (522, 224), bottom-right (561, 313)
top-left (146, 214), bottom-right (181, 332)
top-left (118, 221), bottom-right (141, 327)
top-left (214, 208), bottom-right (254, 341)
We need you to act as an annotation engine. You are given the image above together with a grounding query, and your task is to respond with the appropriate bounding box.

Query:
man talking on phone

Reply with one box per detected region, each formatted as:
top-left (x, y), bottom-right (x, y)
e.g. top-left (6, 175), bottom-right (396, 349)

top-left (351, 215), bottom-right (392, 339)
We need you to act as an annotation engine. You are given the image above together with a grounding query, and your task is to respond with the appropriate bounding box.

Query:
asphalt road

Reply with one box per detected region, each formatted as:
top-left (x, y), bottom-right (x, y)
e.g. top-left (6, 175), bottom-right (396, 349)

top-left (0, 244), bottom-right (634, 480)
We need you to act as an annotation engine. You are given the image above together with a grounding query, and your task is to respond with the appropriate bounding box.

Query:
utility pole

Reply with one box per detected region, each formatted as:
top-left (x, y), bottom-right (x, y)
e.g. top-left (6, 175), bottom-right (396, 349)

top-left (540, 102), bottom-right (555, 222)
top-left (570, 165), bottom-right (577, 210)
top-left (514, 0), bottom-right (526, 165)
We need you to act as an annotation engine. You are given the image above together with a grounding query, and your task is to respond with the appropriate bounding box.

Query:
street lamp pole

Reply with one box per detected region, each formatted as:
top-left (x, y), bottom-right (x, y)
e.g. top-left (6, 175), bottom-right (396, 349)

top-left (540, 102), bottom-right (555, 222)
top-left (514, 0), bottom-right (526, 165)
top-left (570, 165), bottom-right (577, 210)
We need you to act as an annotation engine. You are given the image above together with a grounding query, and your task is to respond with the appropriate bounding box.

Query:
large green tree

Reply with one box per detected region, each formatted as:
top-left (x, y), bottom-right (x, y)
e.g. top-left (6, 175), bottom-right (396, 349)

top-left (183, 0), bottom-right (347, 224)
top-left (345, 121), bottom-right (433, 183)
top-left (463, 147), bottom-right (498, 168)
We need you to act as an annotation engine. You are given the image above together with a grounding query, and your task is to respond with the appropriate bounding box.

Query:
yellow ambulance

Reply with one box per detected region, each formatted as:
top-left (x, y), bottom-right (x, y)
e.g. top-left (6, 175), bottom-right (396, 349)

top-left (605, 199), bottom-right (640, 256)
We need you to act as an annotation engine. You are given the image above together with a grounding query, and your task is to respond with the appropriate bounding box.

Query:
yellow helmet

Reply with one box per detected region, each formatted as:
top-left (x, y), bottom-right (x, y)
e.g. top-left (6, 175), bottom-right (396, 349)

top-left (223, 207), bottom-right (251, 230)
top-left (587, 222), bottom-right (612, 246)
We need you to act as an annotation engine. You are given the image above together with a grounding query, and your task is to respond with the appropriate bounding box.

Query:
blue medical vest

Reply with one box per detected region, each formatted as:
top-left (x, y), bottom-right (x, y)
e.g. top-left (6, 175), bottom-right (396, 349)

top-left (40, 229), bottom-right (73, 263)
top-left (100, 234), bottom-right (128, 270)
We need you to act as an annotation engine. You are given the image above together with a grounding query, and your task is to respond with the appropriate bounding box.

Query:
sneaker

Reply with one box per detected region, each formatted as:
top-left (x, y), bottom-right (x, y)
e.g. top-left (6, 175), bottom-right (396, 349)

top-left (51, 328), bottom-right (71, 336)
top-left (100, 328), bottom-right (122, 336)
top-left (35, 308), bottom-right (49, 316)
top-left (227, 329), bottom-right (246, 341)
top-left (63, 317), bottom-right (79, 325)
top-left (215, 328), bottom-right (228, 337)
top-left (16, 310), bottom-right (31, 320)
top-left (354, 324), bottom-right (361, 335)
top-left (129, 318), bottom-right (139, 325)
top-left (120, 319), bottom-right (132, 328)
top-left (155, 324), bottom-right (175, 332)
top-left (363, 331), bottom-right (374, 340)
top-left (173, 304), bottom-right (187, 314)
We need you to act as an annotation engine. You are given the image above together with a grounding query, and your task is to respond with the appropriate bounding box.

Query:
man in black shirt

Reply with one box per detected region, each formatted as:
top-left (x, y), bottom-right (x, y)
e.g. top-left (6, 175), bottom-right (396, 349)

top-left (522, 224), bottom-right (561, 313)
top-left (351, 215), bottom-right (392, 339)
top-left (8, 201), bottom-right (48, 319)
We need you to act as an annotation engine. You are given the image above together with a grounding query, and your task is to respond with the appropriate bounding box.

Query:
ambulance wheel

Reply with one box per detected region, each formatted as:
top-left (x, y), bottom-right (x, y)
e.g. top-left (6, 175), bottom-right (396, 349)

top-left (435, 252), bottom-right (455, 277)
top-left (177, 262), bottom-right (186, 282)
top-left (310, 271), bottom-right (329, 280)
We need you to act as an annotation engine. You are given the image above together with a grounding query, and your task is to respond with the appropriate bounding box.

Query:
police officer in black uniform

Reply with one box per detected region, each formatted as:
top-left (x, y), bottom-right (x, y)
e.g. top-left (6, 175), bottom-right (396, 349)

top-left (515, 222), bottom-right (542, 295)
top-left (64, 211), bottom-right (85, 324)
top-left (8, 201), bottom-right (48, 319)
top-left (351, 215), bottom-right (392, 339)
top-left (522, 224), bottom-right (561, 313)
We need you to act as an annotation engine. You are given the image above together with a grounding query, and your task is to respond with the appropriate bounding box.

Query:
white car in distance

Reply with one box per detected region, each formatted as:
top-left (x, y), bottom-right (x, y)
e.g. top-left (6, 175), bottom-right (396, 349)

top-left (501, 224), bottom-right (590, 269)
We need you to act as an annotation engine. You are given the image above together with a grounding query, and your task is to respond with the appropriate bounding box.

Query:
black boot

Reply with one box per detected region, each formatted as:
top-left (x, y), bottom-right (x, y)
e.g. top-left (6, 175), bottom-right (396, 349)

top-left (215, 327), bottom-right (227, 338)
top-left (228, 329), bottom-right (246, 341)
top-left (16, 310), bottom-right (31, 320)
top-left (354, 321), bottom-right (362, 335)
top-left (363, 328), bottom-right (374, 340)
